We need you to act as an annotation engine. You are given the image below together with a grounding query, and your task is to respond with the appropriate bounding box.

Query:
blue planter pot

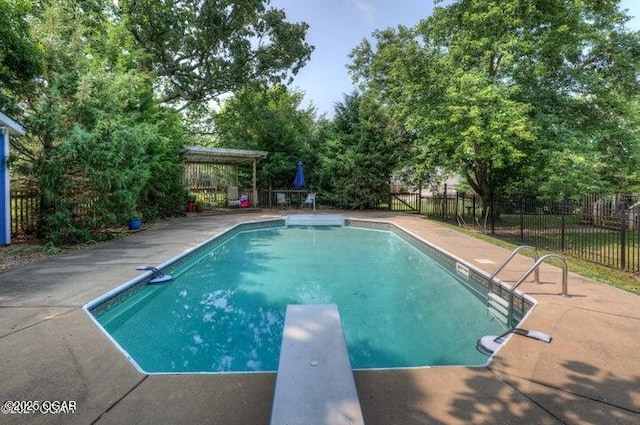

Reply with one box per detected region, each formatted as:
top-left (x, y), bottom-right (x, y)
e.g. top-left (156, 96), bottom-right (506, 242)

top-left (127, 218), bottom-right (142, 230)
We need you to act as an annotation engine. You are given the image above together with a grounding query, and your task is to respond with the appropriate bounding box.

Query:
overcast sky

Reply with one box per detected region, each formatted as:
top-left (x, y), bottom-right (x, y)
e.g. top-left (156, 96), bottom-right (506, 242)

top-left (269, 0), bottom-right (640, 118)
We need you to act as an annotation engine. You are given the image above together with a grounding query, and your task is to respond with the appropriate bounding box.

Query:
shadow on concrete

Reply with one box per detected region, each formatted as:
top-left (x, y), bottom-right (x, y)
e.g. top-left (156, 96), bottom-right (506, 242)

top-left (453, 358), bottom-right (640, 425)
top-left (355, 354), bottom-right (640, 425)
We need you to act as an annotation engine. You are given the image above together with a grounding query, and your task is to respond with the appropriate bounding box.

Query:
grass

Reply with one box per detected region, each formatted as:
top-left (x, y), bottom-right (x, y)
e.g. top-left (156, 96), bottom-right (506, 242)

top-left (496, 213), bottom-right (583, 227)
top-left (1, 243), bottom-right (46, 255)
top-left (439, 220), bottom-right (640, 296)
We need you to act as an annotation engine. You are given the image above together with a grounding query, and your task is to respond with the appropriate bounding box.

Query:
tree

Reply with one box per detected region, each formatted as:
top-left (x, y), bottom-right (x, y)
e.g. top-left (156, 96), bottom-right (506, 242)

top-left (349, 0), bottom-right (640, 203)
top-left (120, 0), bottom-right (314, 110)
top-left (63, 67), bottom-right (187, 230)
top-left (501, 0), bottom-right (640, 197)
top-left (318, 91), bottom-right (410, 209)
top-left (0, 0), bottom-right (43, 113)
top-left (9, 0), bottom-right (187, 243)
top-left (213, 84), bottom-right (316, 188)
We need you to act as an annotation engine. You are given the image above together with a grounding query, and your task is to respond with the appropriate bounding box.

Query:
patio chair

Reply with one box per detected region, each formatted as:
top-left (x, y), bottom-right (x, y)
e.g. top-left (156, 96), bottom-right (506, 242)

top-left (303, 192), bottom-right (316, 210)
top-left (276, 192), bottom-right (290, 209)
top-left (227, 187), bottom-right (241, 207)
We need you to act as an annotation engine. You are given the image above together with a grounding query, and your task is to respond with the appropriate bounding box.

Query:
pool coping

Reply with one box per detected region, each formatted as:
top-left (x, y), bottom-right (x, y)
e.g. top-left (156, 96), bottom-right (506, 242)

top-left (1, 211), bottom-right (638, 424)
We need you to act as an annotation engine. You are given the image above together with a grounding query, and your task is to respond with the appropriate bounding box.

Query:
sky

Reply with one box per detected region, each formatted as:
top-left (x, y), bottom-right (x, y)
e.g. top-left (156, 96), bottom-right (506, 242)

top-left (269, 0), bottom-right (640, 118)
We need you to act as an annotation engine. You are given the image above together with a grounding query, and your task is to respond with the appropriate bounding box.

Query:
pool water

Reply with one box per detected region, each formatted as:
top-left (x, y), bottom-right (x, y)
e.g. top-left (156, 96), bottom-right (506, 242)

top-left (96, 226), bottom-right (508, 373)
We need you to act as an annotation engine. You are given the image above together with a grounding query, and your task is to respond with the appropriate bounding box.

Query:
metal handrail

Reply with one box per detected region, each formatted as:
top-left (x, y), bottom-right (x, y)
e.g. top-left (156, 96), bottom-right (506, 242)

top-left (490, 246), bottom-right (540, 285)
top-left (507, 253), bottom-right (569, 326)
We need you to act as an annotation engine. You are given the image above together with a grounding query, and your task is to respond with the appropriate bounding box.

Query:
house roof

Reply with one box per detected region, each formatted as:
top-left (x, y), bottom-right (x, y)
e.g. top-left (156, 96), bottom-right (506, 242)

top-left (0, 112), bottom-right (25, 136)
top-left (183, 145), bottom-right (268, 165)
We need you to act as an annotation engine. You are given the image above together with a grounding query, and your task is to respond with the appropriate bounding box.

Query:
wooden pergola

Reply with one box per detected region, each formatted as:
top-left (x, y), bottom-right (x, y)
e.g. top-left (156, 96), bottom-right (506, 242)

top-left (183, 146), bottom-right (268, 207)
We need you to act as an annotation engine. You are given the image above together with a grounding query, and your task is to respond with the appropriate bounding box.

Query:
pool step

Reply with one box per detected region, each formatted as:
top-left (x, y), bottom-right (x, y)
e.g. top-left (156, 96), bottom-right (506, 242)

top-left (270, 304), bottom-right (365, 425)
top-left (284, 214), bottom-right (345, 227)
top-left (488, 292), bottom-right (509, 325)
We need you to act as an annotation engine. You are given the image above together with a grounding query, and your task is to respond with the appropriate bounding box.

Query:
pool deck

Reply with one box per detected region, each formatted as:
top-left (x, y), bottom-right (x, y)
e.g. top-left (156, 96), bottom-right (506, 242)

top-left (0, 211), bottom-right (638, 424)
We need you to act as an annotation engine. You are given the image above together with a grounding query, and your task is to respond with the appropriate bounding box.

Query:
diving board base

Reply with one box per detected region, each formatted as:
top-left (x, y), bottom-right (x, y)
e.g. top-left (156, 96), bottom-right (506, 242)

top-left (270, 304), bottom-right (365, 425)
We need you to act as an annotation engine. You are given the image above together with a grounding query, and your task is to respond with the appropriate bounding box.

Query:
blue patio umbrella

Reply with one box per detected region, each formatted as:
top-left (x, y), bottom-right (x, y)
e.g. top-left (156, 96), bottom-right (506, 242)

top-left (293, 161), bottom-right (305, 188)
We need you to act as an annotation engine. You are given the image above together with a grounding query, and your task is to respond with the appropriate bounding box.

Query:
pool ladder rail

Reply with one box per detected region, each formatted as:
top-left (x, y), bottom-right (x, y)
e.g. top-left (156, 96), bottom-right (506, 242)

top-left (479, 246), bottom-right (568, 355)
top-left (488, 246), bottom-right (569, 327)
top-left (135, 265), bottom-right (173, 284)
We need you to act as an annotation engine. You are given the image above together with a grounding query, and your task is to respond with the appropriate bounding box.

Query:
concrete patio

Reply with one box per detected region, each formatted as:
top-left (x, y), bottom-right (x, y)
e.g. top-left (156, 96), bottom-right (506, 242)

top-left (0, 211), bottom-right (638, 424)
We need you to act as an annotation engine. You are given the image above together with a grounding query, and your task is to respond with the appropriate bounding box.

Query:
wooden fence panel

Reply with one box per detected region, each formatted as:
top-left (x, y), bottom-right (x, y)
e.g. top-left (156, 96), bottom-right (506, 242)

top-left (10, 191), bottom-right (38, 238)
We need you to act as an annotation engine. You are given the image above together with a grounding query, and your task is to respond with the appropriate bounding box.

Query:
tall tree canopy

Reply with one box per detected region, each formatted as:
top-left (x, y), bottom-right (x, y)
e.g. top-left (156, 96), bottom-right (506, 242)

top-left (350, 0), bottom-right (640, 202)
top-left (0, 0), bottom-right (43, 112)
top-left (213, 84), bottom-right (316, 188)
top-left (120, 0), bottom-right (314, 109)
top-left (316, 91), bottom-right (411, 209)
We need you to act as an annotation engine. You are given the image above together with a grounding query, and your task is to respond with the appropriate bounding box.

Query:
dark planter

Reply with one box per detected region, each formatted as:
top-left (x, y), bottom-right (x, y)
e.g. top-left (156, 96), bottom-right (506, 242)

top-left (127, 218), bottom-right (142, 230)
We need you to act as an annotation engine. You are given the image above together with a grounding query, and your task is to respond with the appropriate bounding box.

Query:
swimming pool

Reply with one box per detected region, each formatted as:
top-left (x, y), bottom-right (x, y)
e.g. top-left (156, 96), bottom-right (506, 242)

top-left (87, 217), bottom-right (528, 373)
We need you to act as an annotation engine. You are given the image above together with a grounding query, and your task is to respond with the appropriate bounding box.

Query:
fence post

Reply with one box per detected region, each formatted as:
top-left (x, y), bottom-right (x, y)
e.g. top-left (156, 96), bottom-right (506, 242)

top-left (418, 182), bottom-right (423, 215)
top-left (561, 196), bottom-right (567, 251)
top-left (619, 201), bottom-right (627, 271)
top-left (520, 197), bottom-right (525, 243)
top-left (472, 195), bottom-right (477, 228)
top-left (490, 193), bottom-right (496, 234)
top-left (442, 184), bottom-right (448, 219)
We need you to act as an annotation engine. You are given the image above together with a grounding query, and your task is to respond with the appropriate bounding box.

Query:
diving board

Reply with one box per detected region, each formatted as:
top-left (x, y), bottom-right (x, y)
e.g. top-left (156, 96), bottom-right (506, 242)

top-left (270, 304), bottom-right (365, 425)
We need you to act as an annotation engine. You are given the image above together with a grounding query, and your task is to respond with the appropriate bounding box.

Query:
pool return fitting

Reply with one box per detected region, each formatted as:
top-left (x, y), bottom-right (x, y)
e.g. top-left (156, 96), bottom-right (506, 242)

top-left (476, 328), bottom-right (552, 356)
top-left (135, 265), bottom-right (173, 284)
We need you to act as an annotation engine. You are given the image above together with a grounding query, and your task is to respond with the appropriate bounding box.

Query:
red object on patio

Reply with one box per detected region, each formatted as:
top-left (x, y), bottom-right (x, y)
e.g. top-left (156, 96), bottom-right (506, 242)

top-left (240, 195), bottom-right (250, 208)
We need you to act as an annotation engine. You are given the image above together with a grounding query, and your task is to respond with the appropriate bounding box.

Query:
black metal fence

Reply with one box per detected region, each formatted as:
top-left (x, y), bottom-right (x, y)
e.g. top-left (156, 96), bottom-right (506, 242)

top-left (387, 192), bottom-right (421, 212)
top-left (258, 188), bottom-right (313, 209)
top-left (389, 191), bottom-right (640, 275)
top-left (489, 194), bottom-right (639, 274)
